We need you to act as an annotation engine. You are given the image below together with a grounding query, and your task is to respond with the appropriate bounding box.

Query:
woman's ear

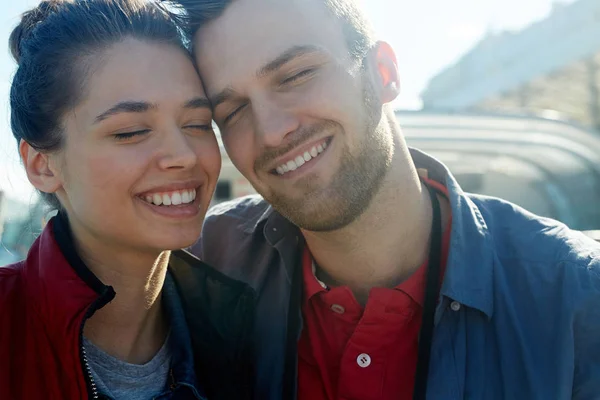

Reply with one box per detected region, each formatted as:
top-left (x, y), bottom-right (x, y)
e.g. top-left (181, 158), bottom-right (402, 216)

top-left (19, 139), bottom-right (63, 195)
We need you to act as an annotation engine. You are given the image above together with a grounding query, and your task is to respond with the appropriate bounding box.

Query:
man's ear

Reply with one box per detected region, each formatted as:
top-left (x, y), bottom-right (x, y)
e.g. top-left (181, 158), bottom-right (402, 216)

top-left (368, 41), bottom-right (401, 104)
top-left (19, 139), bottom-right (63, 195)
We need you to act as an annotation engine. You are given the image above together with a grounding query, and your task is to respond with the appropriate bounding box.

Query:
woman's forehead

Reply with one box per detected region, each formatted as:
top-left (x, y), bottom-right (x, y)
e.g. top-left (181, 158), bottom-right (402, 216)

top-left (78, 40), bottom-right (206, 119)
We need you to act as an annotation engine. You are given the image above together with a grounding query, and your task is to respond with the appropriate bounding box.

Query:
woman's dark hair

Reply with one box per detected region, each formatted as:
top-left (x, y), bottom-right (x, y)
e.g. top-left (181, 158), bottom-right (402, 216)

top-left (9, 0), bottom-right (185, 209)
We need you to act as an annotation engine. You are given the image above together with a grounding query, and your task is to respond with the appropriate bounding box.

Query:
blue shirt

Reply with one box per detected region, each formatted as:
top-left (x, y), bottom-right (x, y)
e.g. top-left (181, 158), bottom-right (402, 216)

top-left (197, 148), bottom-right (600, 400)
top-left (425, 158), bottom-right (600, 399)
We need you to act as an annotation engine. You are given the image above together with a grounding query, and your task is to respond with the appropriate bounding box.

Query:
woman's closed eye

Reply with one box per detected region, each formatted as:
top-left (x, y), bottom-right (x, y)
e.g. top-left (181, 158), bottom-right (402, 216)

top-left (112, 123), bottom-right (212, 141)
top-left (183, 123), bottom-right (213, 131)
top-left (113, 129), bottom-right (150, 141)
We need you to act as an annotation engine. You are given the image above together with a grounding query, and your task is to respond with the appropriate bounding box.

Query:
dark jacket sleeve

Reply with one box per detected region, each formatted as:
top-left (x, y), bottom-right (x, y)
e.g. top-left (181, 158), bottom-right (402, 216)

top-left (188, 195), bottom-right (273, 283)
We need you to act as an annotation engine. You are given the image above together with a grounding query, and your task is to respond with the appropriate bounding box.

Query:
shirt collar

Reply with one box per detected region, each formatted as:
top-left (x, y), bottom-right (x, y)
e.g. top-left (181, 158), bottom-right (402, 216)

top-left (264, 147), bottom-right (496, 320)
top-left (410, 148), bottom-right (495, 319)
top-left (301, 247), bottom-right (328, 303)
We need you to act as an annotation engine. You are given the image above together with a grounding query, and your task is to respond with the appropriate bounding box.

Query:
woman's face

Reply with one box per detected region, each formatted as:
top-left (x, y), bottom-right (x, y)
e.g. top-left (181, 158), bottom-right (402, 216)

top-left (49, 38), bottom-right (221, 252)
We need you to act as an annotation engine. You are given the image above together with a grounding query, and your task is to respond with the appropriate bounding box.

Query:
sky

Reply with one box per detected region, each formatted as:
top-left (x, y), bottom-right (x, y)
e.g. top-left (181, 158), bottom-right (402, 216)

top-left (0, 0), bottom-right (575, 202)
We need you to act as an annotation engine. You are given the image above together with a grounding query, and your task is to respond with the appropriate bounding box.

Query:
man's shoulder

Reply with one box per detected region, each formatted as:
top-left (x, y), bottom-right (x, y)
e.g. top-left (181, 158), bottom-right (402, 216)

top-left (194, 195), bottom-right (283, 288)
top-left (204, 194), bottom-right (272, 232)
top-left (465, 194), bottom-right (600, 306)
top-left (193, 195), bottom-right (274, 265)
top-left (460, 195), bottom-right (600, 394)
top-left (468, 193), bottom-right (600, 263)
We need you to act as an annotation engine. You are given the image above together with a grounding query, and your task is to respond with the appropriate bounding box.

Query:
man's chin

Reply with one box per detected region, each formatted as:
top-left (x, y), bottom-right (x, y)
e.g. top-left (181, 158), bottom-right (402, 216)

top-left (268, 197), bottom-right (355, 233)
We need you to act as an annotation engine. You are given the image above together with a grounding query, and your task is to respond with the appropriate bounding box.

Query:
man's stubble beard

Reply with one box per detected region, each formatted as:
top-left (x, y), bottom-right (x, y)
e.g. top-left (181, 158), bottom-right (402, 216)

top-left (266, 72), bottom-right (395, 232)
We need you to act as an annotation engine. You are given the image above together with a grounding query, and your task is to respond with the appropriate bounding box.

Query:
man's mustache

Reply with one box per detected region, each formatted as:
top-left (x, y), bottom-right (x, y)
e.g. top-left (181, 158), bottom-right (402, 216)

top-left (254, 121), bottom-right (337, 171)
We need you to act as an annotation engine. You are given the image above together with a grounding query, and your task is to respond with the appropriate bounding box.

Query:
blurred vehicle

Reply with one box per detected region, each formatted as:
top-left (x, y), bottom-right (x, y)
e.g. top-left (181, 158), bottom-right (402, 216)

top-left (215, 110), bottom-right (600, 236)
top-left (400, 110), bottom-right (600, 232)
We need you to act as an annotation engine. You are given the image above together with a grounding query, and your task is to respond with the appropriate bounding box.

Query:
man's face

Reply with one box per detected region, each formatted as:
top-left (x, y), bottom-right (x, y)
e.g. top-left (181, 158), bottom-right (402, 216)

top-left (195, 0), bottom-right (396, 231)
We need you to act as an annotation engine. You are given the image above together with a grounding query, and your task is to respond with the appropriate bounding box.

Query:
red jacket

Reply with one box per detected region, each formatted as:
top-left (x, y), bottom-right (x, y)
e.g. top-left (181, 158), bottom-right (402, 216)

top-left (0, 215), bottom-right (258, 400)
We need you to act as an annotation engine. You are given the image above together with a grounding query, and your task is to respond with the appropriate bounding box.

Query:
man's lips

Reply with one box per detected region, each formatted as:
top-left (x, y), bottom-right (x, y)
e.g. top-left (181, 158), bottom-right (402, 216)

top-left (270, 137), bottom-right (332, 176)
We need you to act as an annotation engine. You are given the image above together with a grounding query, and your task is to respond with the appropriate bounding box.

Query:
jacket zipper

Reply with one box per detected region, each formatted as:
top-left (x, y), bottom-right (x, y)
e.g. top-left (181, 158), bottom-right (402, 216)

top-left (78, 287), bottom-right (115, 400)
top-left (81, 343), bottom-right (99, 399)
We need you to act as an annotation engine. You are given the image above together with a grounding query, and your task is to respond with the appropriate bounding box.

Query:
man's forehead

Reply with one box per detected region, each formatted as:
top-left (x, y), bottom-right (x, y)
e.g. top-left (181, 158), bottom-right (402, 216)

top-left (193, 0), bottom-right (347, 89)
top-left (198, 0), bottom-right (329, 29)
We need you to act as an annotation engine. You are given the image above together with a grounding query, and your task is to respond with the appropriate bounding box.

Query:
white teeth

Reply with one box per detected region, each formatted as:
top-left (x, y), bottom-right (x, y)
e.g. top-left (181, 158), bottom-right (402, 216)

top-left (144, 189), bottom-right (196, 206)
top-left (172, 192), bottom-right (182, 205)
top-left (181, 191), bottom-right (190, 204)
top-left (275, 141), bottom-right (330, 176)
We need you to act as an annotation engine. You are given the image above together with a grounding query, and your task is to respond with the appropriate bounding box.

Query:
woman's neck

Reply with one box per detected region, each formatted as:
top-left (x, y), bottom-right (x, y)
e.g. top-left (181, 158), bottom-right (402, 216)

top-left (69, 218), bottom-right (171, 364)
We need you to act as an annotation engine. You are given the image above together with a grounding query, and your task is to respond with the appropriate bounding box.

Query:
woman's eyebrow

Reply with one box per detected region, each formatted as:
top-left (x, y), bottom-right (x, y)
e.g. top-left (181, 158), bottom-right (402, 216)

top-left (183, 96), bottom-right (211, 110)
top-left (94, 101), bottom-right (157, 124)
top-left (93, 97), bottom-right (211, 124)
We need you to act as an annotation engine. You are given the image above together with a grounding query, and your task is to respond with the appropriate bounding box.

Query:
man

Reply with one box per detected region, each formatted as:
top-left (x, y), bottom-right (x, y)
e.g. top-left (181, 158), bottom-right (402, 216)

top-left (170, 0), bottom-right (600, 399)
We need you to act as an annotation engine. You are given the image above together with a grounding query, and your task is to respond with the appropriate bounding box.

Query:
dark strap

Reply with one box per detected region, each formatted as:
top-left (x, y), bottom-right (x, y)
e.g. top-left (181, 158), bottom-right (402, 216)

top-left (413, 182), bottom-right (443, 400)
top-left (283, 240), bottom-right (305, 399)
top-left (283, 184), bottom-right (442, 400)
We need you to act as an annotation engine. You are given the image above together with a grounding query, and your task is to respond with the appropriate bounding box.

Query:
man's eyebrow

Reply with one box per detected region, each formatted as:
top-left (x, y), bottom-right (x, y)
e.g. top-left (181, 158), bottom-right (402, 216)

top-left (257, 45), bottom-right (322, 78)
top-left (94, 101), bottom-right (157, 124)
top-left (183, 96), bottom-right (211, 110)
top-left (209, 87), bottom-right (237, 110)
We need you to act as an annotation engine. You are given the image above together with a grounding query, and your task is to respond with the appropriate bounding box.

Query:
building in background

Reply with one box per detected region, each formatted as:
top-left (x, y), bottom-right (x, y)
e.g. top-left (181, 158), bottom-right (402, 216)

top-left (421, 0), bottom-right (600, 130)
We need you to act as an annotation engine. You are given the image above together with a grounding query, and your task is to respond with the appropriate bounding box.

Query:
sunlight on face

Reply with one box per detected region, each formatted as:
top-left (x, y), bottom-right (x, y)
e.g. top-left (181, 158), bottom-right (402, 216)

top-left (52, 38), bottom-right (221, 252)
top-left (195, 0), bottom-right (393, 231)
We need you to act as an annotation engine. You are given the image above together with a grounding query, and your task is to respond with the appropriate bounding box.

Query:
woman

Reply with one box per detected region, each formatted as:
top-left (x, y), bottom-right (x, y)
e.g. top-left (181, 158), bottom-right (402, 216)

top-left (0, 1), bottom-right (255, 399)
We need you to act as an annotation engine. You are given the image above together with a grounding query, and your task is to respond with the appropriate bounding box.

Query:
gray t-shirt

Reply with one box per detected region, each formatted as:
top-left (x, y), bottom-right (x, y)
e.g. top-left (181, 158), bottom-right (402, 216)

top-left (83, 334), bottom-right (171, 400)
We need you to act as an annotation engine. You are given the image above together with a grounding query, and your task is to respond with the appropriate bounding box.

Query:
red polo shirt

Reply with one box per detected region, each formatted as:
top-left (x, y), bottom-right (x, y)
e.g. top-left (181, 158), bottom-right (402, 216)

top-left (298, 179), bottom-right (452, 400)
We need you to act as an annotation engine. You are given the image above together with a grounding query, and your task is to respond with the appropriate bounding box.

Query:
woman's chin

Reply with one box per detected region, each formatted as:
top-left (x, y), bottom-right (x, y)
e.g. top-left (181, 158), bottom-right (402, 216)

top-left (141, 229), bottom-right (202, 254)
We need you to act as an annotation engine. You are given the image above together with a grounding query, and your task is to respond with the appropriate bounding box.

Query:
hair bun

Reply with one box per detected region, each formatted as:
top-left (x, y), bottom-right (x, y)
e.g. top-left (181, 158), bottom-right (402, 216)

top-left (9, 0), bottom-right (64, 63)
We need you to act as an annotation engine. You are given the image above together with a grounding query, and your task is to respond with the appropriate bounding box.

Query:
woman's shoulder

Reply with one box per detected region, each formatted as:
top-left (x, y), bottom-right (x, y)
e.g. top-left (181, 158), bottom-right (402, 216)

top-left (0, 261), bottom-right (27, 335)
top-left (0, 261), bottom-right (24, 294)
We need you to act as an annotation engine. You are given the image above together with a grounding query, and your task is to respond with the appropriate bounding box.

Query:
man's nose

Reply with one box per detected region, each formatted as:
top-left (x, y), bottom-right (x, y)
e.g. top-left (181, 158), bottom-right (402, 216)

top-left (252, 96), bottom-right (300, 148)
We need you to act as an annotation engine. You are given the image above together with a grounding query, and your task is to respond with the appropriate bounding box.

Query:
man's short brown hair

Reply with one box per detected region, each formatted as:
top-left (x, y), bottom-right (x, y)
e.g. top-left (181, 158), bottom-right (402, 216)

top-left (167, 0), bottom-right (376, 59)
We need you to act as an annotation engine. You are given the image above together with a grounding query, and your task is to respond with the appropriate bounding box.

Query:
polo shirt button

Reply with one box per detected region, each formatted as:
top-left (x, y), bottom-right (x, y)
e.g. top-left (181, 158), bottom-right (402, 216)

top-left (357, 353), bottom-right (371, 368)
top-left (450, 301), bottom-right (461, 312)
top-left (330, 304), bottom-right (345, 314)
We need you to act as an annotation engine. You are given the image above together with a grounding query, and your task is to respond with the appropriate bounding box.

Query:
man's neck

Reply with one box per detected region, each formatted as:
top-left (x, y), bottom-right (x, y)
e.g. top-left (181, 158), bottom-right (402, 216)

top-left (70, 224), bottom-right (170, 364)
top-left (302, 154), bottom-right (450, 305)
